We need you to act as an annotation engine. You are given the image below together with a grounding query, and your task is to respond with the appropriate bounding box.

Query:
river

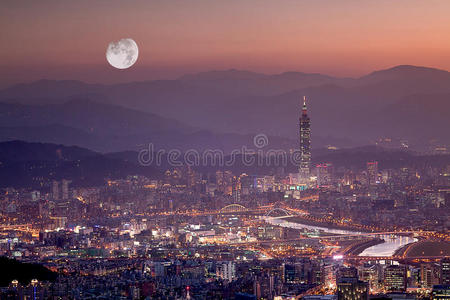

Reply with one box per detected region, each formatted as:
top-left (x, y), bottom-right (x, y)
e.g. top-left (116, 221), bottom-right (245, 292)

top-left (263, 217), bottom-right (417, 256)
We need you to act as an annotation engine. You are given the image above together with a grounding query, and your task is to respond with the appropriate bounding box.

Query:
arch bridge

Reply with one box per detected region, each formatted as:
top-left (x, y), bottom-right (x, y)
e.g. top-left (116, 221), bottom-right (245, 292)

top-left (219, 204), bottom-right (248, 214)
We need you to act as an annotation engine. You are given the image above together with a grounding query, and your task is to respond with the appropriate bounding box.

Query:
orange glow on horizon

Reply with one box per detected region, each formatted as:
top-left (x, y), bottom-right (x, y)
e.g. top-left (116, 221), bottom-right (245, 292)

top-left (1, 0), bottom-right (450, 85)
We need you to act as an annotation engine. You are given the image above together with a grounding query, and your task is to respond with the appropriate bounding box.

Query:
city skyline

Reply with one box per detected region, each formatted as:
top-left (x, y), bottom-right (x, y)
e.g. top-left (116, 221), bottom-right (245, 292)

top-left (0, 1), bottom-right (449, 299)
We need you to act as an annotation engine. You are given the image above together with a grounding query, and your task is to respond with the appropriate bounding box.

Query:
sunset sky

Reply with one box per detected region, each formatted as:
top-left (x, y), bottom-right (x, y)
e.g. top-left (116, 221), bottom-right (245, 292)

top-left (1, 0), bottom-right (450, 86)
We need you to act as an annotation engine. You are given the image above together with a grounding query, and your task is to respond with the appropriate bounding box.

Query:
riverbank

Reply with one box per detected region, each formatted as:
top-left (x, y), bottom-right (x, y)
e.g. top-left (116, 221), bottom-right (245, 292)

top-left (400, 240), bottom-right (450, 257)
top-left (283, 216), bottom-right (372, 233)
top-left (264, 217), bottom-right (417, 257)
top-left (344, 238), bottom-right (385, 256)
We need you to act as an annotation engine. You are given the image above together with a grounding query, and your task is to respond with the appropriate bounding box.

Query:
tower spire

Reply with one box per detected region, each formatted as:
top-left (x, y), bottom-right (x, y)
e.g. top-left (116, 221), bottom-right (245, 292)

top-left (299, 95), bottom-right (311, 182)
top-left (302, 96), bottom-right (307, 115)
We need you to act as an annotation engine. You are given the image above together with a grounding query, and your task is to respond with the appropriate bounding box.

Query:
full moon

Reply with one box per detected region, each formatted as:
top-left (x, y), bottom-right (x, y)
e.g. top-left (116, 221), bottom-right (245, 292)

top-left (106, 38), bottom-right (139, 69)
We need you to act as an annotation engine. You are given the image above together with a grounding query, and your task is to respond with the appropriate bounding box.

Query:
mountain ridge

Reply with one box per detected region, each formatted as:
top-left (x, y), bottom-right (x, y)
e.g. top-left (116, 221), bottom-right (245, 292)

top-left (0, 65), bottom-right (448, 150)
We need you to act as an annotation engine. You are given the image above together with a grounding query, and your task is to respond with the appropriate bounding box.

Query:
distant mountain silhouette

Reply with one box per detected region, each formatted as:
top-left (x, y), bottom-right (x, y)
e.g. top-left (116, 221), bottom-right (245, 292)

top-left (374, 93), bottom-right (450, 141)
top-left (358, 65), bottom-right (450, 84)
top-left (0, 99), bottom-right (357, 152)
top-left (0, 98), bottom-right (193, 135)
top-left (0, 65), bottom-right (449, 150)
top-left (0, 141), bottom-right (162, 188)
top-left (0, 124), bottom-right (98, 149)
top-left (0, 140), bottom-right (96, 162)
top-left (0, 257), bottom-right (57, 286)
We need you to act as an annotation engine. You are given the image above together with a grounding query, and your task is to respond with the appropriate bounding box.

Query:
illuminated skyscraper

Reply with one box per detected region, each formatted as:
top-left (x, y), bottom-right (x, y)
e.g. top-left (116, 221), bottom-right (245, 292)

top-left (317, 163), bottom-right (333, 187)
top-left (337, 278), bottom-right (369, 300)
top-left (52, 180), bottom-right (59, 200)
top-left (366, 161), bottom-right (378, 185)
top-left (232, 177), bottom-right (241, 203)
top-left (432, 285), bottom-right (450, 300)
top-left (299, 96), bottom-right (311, 180)
top-left (216, 261), bottom-right (236, 282)
top-left (61, 179), bottom-right (70, 200)
top-left (441, 258), bottom-right (450, 284)
top-left (384, 265), bottom-right (407, 292)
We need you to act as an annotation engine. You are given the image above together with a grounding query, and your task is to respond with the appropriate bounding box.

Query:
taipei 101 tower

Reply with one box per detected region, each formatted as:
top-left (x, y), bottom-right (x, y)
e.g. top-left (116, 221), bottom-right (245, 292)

top-left (299, 96), bottom-right (311, 181)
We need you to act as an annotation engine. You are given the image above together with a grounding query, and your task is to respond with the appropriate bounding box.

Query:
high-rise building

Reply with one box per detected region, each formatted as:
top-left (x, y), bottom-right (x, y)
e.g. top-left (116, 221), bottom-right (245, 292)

top-left (232, 177), bottom-right (241, 203)
top-left (52, 180), bottom-right (59, 200)
top-left (186, 166), bottom-right (195, 188)
top-left (299, 96), bottom-right (311, 181)
top-left (30, 191), bottom-right (40, 201)
top-left (441, 258), bottom-right (450, 285)
top-left (216, 261), bottom-right (236, 282)
top-left (317, 163), bottom-right (333, 187)
top-left (358, 264), bottom-right (379, 291)
top-left (284, 263), bottom-right (297, 283)
top-left (384, 265), bottom-right (407, 292)
top-left (366, 161), bottom-right (378, 185)
top-left (336, 266), bottom-right (358, 282)
top-left (61, 179), bottom-right (70, 200)
top-left (421, 264), bottom-right (440, 288)
top-left (337, 277), bottom-right (369, 300)
top-left (432, 285), bottom-right (450, 300)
